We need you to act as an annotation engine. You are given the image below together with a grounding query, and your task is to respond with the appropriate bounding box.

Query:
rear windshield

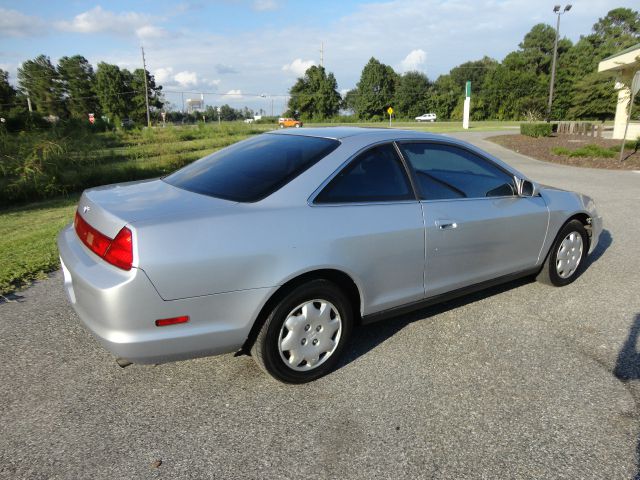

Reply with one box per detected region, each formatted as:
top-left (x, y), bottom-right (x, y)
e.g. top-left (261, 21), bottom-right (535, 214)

top-left (163, 134), bottom-right (340, 202)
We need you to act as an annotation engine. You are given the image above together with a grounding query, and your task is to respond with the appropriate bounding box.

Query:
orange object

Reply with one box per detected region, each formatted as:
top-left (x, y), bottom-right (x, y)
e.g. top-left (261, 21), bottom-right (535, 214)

top-left (278, 118), bottom-right (303, 128)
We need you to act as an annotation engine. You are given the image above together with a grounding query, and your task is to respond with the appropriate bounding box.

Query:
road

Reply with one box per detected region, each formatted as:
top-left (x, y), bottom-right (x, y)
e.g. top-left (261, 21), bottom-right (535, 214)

top-left (1, 130), bottom-right (639, 479)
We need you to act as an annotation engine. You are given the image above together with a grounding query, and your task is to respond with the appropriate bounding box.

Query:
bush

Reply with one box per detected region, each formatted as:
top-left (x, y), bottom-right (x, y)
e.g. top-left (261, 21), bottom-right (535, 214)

top-left (520, 123), bottom-right (552, 137)
top-left (551, 144), bottom-right (615, 158)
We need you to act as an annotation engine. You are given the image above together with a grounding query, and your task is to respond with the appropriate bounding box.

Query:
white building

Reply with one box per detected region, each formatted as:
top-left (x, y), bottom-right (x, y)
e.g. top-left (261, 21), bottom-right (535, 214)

top-left (598, 43), bottom-right (640, 140)
top-left (186, 94), bottom-right (205, 113)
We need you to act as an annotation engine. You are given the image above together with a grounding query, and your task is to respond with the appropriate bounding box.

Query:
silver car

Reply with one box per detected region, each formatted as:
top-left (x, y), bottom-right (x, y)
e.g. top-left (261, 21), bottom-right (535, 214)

top-left (58, 128), bottom-right (602, 383)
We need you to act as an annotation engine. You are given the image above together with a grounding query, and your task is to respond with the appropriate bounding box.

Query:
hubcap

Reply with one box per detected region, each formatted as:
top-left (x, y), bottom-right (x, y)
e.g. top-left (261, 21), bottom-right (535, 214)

top-left (278, 300), bottom-right (342, 371)
top-left (556, 231), bottom-right (583, 279)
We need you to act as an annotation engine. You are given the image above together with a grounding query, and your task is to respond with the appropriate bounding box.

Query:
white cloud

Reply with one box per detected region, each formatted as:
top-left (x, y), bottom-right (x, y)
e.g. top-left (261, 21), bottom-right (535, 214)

top-left (136, 25), bottom-right (168, 39)
top-left (282, 58), bottom-right (316, 77)
top-left (399, 49), bottom-right (427, 73)
top-left (154, 67), bottom-right (174, 84)
top-left (174, 71), bottom-right (198, 88)
top-left (225, 89), bottom-right (243, 98)
top-left (206, 79), bottom-right (222, 87)
top-left (56, 6), bottom-right (165, 40)
top-left (253, 0), bottom-right (280, 11)
top-left (0, 8), bottom-right (45, 37)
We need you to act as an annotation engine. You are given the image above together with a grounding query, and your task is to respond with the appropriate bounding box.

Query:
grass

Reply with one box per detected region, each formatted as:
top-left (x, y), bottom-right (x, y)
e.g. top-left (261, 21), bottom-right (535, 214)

top-left (551, 144), bottom-right (618, 159)
top-left (0, 122), bottom-right (273, 206)
top-left (0, 120), bottom-right (519, 296)
top-left (0, 196), bottom-right (78, 295)
top-left (309, 120), bottom-right (521, 132)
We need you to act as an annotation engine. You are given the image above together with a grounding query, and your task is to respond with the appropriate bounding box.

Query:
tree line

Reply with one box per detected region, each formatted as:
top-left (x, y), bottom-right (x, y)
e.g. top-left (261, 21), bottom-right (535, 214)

top-left (1, 7), bottom-right (637, 127)
top-left (0, 55), bottom-right (163, 127)
top-left (286, 7), bottom-right (639, 121)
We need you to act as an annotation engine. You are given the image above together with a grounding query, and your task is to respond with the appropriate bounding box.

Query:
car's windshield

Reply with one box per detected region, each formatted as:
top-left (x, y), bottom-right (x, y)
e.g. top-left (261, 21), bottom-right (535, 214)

top-left (163, 134), bottom-right (340, 202)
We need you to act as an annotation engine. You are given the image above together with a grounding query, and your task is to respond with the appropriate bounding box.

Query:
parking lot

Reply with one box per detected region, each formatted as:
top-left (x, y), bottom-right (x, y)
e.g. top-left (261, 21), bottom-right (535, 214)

top-left (1, 130), bottom-right (639, 479)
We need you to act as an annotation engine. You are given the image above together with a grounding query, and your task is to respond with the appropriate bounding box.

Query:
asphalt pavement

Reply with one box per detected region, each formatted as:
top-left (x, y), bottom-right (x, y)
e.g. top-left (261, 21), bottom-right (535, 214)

top-left (1, 130), bottom-right (639, 479)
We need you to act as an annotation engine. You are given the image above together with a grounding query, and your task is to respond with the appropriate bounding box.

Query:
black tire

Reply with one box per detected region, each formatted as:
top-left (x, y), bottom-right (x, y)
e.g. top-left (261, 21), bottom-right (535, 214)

top-left (537, 219), bottom-right (589, 287)
top-left (251, 279), bottom-right (353, 383)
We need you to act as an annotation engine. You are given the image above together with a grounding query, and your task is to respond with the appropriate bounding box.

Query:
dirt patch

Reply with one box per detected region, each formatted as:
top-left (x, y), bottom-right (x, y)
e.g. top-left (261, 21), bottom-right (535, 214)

top-left (488, 134), bottom-right (640, 170)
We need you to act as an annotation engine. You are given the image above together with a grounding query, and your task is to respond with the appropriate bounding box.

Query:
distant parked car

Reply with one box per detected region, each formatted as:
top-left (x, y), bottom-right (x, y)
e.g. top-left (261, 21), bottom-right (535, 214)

top-left (416, 113), bottom-right (437, 122)
top-left (58, 127), bottom-right (602, 383)
top-left (244, 118), bottom-right (254, 124)
top-left (120, 118), bottom-right (135, 129)
top-left (279, 118), bottom-right (302, 128)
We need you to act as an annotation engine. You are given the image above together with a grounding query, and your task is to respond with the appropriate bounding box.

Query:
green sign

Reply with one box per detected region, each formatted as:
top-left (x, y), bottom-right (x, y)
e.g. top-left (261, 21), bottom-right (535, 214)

top-left (465, 81), bottom-right (471, 98)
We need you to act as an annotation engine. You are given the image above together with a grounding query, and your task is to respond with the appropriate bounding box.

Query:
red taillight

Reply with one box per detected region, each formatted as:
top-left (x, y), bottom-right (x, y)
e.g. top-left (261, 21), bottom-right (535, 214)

top-left (104, 227), bottom-right (133, 271)
top-left (74, 212), bottom-right (111, 256)
top-left (74, 212), bottom-right (133, 271)
top-left (155, 316), bottom-right (189, 327)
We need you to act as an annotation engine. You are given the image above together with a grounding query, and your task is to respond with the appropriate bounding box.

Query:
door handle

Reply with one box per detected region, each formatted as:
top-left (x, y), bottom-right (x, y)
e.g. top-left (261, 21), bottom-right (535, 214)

top-left (436, 220), bottom-right (458, 230)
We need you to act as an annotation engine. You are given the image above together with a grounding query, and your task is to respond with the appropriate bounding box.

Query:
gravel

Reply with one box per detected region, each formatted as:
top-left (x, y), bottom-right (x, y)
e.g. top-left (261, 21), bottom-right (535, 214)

top-left (1, 130), bottom-right (638, 479)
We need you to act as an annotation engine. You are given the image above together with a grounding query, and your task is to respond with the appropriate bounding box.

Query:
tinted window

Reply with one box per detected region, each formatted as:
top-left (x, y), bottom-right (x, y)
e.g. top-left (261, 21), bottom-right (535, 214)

top-left (164, 134), bottom-right (339, 202)
top-left (398, 143), bottom-right (516, 200)
top-left (315, 144), bottom-right (413, 203)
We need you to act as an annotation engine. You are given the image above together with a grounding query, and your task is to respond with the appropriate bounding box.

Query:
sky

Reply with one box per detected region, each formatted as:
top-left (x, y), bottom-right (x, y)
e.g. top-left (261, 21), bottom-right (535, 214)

top-left (1, 0), bottom-right (637, 113)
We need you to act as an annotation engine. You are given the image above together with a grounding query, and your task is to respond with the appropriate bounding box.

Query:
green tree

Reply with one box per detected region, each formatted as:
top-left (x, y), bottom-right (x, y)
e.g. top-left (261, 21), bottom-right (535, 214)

top-left (393, 71), bottom-right (431, 118)
top-left (428, 75), bottom-right (461, 120)
top-left (128, 68), bottom-right (164, 123)
top-left (57, 55), bottom-right (98, 119)
top-left (353, 57), bottom-right (398, 119)
top-left (0, 69), bottom-right (17, 114)
top-left (561, 8), bottom-right (639, 119)
top-left (17, 55), bottom-right (65, 117)
top-left (286, 65), bottom-right (341, 120)
top-left (95, 63), bottom-right (130, 122)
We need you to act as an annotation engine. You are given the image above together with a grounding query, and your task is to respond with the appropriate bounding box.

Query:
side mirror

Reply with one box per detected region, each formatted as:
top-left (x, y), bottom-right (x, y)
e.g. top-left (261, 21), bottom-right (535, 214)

top-left (516, 178), bottom-right (538, 197)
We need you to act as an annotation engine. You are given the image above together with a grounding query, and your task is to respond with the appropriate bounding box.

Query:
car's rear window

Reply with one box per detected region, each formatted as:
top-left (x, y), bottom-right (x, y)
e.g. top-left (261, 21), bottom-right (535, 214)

top-left (163, 134), bottom-right (340, 202)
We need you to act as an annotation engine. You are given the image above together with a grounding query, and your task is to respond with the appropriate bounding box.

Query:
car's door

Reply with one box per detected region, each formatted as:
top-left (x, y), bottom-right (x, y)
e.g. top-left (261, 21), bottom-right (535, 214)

top-left (311, 143), bottom-right (425, 314)
top-left (397, 141), bottom-right (549, 297)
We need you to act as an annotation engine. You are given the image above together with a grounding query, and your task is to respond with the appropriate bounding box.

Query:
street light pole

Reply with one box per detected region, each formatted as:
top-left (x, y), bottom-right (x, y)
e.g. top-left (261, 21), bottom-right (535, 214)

top-left (546, 4), bottom-right (571, 122)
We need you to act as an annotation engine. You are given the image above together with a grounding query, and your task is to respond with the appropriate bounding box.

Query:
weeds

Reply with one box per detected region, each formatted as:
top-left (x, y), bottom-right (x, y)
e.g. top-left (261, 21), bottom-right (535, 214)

top-left (0, 122), bottom-right (270, 207)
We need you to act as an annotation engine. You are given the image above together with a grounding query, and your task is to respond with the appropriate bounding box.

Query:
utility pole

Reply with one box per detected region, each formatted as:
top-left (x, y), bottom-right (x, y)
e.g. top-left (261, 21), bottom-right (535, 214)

top-left (320, 42), bottom-right (324, 68)
top-left (141, 46), bottom-right (151, 128)
top-left (546, 4), bottom-right (572, 122)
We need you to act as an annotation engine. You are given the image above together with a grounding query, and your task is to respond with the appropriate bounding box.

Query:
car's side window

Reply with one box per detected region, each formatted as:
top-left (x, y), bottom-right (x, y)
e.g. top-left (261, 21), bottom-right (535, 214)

top-left (398, 143), bottom-right (517, 200)
top-left (315, 144), bottom-right (414, 204)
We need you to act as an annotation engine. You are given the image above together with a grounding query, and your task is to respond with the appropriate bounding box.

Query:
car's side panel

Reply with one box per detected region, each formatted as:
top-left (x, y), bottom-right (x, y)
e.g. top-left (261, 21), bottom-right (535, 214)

top-left (423, 196), bottom-right (549, 296)
top-left (136, 202), bottom-right (426, 315)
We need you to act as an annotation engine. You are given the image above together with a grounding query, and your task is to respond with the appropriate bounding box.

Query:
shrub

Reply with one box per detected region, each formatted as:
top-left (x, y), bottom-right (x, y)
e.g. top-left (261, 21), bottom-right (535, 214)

top-left (551, 147), bottom-right (571, 156)
top-left (520, 123), bottom-right (552, 137)
top-left (551, 144), bottom-right (615, 158)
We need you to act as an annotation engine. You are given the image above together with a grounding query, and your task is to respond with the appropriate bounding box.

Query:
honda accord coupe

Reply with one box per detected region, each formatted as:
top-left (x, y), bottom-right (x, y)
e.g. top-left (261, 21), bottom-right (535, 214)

top-left (58, 127), bottom-right (602, 383)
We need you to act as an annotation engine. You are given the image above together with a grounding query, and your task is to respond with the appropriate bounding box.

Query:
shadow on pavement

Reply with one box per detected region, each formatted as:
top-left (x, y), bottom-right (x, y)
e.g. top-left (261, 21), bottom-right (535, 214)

top-left (584, 228), bottom-right (612, 268)
top-left (614, 314), bottom-right (640, 480)
top-left (341, 228), bottom-right (612, 369)
top-left (340, 276), bottom-right (533, 367)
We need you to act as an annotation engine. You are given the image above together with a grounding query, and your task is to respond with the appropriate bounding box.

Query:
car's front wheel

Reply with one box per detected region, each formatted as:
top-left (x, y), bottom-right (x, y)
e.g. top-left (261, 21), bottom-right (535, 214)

top-left (251, 280), bottom-right (353, 383)
top-left (537, 219), bottom-right (588, 286)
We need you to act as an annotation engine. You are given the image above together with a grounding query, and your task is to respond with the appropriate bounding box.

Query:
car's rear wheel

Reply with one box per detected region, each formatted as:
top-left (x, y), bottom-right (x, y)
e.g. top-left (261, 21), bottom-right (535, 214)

top-left (251, 280), bottom-right (353, 383)
top-left (295, 123), bottom-right (300, 128)
top-left (537, 219), bottom-right (588, 286)
top-left (279, 124), bottom-right (284, 129)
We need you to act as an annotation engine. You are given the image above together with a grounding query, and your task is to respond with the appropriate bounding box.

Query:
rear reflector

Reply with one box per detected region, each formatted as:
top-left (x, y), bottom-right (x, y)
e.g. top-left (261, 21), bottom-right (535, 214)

top-left (155, 316), bottom-right (190, 327)
top-left (75, 212), bottom-right (133, 271)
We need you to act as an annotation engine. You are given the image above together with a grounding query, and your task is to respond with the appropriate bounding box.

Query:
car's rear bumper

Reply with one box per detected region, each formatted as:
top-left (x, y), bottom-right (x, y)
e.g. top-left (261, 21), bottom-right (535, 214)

top-left (57, 224), bottom-right (275, 364)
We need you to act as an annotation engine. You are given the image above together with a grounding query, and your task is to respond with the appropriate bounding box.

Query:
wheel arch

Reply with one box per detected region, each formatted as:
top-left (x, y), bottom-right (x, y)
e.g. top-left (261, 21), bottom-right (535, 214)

top-left (541, 212), bottom-right (592, 267)
top-left (240, 268), bottom-right (363, 354)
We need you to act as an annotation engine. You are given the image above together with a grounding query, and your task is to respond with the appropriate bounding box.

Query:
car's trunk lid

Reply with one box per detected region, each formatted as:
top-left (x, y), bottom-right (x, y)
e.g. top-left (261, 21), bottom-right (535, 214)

top-left (77, 179), bottom-right (235, 239)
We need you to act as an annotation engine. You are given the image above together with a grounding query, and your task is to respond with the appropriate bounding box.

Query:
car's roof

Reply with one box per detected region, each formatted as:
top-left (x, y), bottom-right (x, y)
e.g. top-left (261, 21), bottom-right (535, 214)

top-left (267, 126), bottom-right (443, 141)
